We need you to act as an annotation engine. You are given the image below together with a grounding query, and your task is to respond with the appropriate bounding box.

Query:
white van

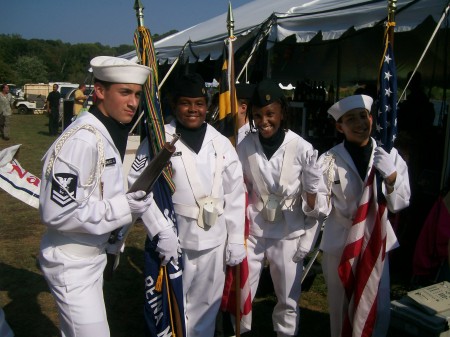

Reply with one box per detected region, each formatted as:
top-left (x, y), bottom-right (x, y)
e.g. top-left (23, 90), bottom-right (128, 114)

top-left (52, 82), bottom-right (79, 97)
top-left (14, 82), bottom-right (79, 114)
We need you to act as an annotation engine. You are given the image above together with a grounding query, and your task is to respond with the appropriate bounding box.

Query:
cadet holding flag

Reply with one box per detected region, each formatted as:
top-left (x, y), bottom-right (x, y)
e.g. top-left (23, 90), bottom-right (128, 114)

top-left (38, 56), bottom-right (177, 337)
top-left (129, 73), bottom-right (246, 337)
top-left (319, 95), bottom-right (410, 337)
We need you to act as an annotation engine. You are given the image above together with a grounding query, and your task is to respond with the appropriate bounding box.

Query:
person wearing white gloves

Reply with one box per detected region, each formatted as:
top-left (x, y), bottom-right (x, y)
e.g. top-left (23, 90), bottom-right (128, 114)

top-left (128, 73), bottom-right (246, 337)
top-left (319, 94), bottom-right (411, 337)
top-left (236, 80), bottom-right (329, 337)
top-left (38, 56), bottom-right (175, 337)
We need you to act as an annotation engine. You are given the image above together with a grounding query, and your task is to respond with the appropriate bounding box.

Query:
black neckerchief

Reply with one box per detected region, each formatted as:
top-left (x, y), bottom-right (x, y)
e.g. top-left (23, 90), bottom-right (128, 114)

top-left (90, 106), bottom-right (131, 162)
top-left (176, 121), bottom-right (207, 154)
top-left (259, 127), bottom-right (286, 160)
top-left (344, 139), bottom-right (373, 181)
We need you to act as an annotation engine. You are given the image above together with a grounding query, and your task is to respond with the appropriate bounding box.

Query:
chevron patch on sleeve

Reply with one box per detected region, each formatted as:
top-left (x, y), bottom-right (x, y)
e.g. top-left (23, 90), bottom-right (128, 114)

top-left (131, 155), bottom-right (148, 172)
top-left (51, 173), bottom-right (77, 207)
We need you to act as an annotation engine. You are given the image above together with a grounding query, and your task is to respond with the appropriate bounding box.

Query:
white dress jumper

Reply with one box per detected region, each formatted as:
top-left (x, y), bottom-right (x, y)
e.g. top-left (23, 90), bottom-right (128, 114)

top-left (129, 121), bottom-right (246, 337)
top-left (237, 130), bottom-right (329, 337)
top-left (319, 138), bottom-right (411, 337)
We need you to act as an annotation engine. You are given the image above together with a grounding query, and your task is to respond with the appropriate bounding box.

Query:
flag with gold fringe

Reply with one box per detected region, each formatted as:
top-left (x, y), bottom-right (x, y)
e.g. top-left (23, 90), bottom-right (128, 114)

top-left (133, 9), bottom-right (185, 337)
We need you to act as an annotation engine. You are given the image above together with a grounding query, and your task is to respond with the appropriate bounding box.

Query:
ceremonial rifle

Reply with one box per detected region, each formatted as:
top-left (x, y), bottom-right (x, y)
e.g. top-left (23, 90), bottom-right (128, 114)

top-left (104, 135), bottom-right (179, 280)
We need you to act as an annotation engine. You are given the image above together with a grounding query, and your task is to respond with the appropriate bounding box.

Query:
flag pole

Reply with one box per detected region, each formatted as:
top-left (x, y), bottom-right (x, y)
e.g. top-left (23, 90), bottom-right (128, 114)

top-left (133, 1), bottom-right (183, 335)
top-left (227, 3), bottom-right (241, 336)
top-left (228, 2), bottom-right (238, 144)
top-left (387, 0), bottom-right (397, 46)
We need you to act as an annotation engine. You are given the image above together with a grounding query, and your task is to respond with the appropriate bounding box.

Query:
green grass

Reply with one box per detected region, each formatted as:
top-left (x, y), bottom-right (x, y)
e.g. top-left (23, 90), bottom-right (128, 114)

top-left (0, 114), bottom-right (411, 337)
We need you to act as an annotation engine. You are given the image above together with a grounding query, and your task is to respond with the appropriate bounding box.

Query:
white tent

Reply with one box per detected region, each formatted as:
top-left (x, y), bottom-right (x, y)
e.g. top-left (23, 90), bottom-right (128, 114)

top-left (121, 0), bottom-right (448, 66)
top-left (121, 0), bottom-right (450, 189)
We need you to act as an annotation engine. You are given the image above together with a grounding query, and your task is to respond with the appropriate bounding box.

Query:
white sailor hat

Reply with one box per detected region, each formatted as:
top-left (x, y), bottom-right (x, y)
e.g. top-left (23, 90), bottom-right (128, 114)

top-left (90, 56), bottom-right (151, 85)
top-left (328, 94), bottom-right (373, 121)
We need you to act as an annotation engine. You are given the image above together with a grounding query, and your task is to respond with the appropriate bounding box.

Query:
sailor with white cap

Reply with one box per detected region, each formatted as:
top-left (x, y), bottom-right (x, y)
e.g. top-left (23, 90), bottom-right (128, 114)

top-left (38, 56), bottom-right (179, 337)
top-left (318, 94), bottom-right (411, 337)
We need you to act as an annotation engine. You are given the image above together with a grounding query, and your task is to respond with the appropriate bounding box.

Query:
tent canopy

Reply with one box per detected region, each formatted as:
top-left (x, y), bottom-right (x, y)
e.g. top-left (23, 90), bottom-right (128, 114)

top-left (121, 0), bottom-right (448, 65)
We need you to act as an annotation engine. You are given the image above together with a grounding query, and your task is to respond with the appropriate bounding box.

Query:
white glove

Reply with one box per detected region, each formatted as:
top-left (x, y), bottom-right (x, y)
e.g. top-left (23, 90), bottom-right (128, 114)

top-left (373, 147), bottom-right (396, 178)
top-left (126, 191), bottom-right (154, 217)
top-left (226, 243), bottom-right (246, 266)
top-left (156, 227), bottom-right (179, 266)
top-left (302, 149), bottom-right (323, 194)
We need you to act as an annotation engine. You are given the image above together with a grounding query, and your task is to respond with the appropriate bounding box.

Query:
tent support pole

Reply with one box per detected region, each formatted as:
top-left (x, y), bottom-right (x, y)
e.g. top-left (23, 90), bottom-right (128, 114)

top-left (398, 3), bottom-right (450, 102)
top-left (336, 42), bottom-right (342, 102)
top-left (236, 16), bottom-right (275, 83)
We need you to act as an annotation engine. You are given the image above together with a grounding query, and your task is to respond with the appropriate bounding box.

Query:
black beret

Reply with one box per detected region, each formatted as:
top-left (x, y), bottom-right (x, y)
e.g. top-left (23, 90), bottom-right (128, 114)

top-left (236, 83), bottom-right (256, 100)
top-left (174, 73), bottom-right (207, 98)
top-left (251, 79), bottom-right (284, 107)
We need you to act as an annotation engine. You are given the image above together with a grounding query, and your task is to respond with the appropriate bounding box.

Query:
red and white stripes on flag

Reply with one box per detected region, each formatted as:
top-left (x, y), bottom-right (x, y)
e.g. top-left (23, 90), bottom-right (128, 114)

top-left (221, 191), bottom-right (252, 328)
top-left (338, 167), bottom-right (387, 337)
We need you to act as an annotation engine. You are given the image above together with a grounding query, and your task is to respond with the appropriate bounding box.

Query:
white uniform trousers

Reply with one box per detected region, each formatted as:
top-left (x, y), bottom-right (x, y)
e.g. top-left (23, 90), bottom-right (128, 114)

top-left (247, 235), bottom-right (303, 337)
top-left (322, 253), bottom-right (391, 337)
top-left (182, 242), bottom-right (226, 337)
top-left (0, 307), bottom-right (13, 337)
top-left (40, 234), bottom-right (110, 337)
top-left (49, 274), bottom-right (109, 337)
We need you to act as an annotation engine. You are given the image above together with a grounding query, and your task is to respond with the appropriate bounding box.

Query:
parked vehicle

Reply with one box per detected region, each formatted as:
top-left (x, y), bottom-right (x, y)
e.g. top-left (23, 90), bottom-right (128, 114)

top-left (14, 82), bottom-right (78, 114)
top-left (6, 83), bottom-right (22, 97)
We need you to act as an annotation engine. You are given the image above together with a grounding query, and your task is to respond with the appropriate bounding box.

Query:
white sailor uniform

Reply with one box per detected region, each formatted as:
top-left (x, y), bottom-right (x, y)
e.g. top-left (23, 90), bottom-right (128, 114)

top-left (237, 130), bottom-right (329, 336)
top-left (319, 138), bottom-right (411, 337)
top-left (39, 111), bottom-right (165, 337)
top-left (128, 120), bottom-right (245, 337)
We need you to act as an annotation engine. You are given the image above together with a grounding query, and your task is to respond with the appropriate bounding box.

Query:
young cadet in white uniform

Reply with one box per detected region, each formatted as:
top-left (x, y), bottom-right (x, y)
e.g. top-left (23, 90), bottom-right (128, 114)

top-left (39, 56), bottom-right (178, 337)
top-left (236, 80), bottom-right (329, 337)
top-left (319, 95), bottom-right (410, 337)
top-left (235, 83), bottom-right (255, 145)
top-left (128, 73), bottom-right (246, 337)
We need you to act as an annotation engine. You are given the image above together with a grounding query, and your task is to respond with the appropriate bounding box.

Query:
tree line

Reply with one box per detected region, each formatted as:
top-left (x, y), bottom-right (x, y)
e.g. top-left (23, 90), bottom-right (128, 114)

top-left (0, 31), bottom-right (177, 86)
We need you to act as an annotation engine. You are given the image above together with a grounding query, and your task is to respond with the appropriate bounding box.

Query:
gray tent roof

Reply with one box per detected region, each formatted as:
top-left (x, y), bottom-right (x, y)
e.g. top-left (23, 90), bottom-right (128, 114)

top-left (121, 0), bottom-right (448, 64)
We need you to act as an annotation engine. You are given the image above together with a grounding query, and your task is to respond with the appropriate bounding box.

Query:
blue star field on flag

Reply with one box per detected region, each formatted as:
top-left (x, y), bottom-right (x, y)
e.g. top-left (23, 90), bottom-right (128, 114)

top-left (376, 42), bottom-right (397, 152)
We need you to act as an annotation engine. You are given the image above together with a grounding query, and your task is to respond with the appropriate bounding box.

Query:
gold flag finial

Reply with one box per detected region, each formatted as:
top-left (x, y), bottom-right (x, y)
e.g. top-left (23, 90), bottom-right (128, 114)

top-left (227, 2), bottom-right (235, 38)
top-left (134, 0), bottom-right (145, 27)
top-left (388, 0), bottom-right (397, 23)
top-left (387, 0), bottom-right (397, 44)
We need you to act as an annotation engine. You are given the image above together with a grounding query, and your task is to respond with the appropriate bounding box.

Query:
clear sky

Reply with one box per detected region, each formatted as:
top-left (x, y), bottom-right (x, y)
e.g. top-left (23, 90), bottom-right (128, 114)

top-left (1, 0), bottom-right (253, 47)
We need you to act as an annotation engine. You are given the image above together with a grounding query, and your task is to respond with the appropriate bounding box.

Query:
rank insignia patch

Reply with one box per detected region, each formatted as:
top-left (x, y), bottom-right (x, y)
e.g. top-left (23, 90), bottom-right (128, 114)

top-left (51, 173), bottom-right (77, 207)
top-left (131, 155), bottom-right (148, 172)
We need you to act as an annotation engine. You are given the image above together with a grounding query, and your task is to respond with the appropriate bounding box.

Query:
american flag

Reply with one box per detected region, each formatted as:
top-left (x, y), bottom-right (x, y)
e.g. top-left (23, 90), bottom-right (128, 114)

top-left (375, 42), bottom-right (397, 152)
top-left (337, 40), bottom-right (396, 337)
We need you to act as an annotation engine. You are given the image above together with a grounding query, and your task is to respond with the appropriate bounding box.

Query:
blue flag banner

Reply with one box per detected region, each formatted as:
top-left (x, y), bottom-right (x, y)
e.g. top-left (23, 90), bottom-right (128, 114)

top-left (143, 175), bottom-right (185, 337)
top-left (133, 24), bottom-right (186, 337)
top-left (376, 42), bottom-right (397, 152)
